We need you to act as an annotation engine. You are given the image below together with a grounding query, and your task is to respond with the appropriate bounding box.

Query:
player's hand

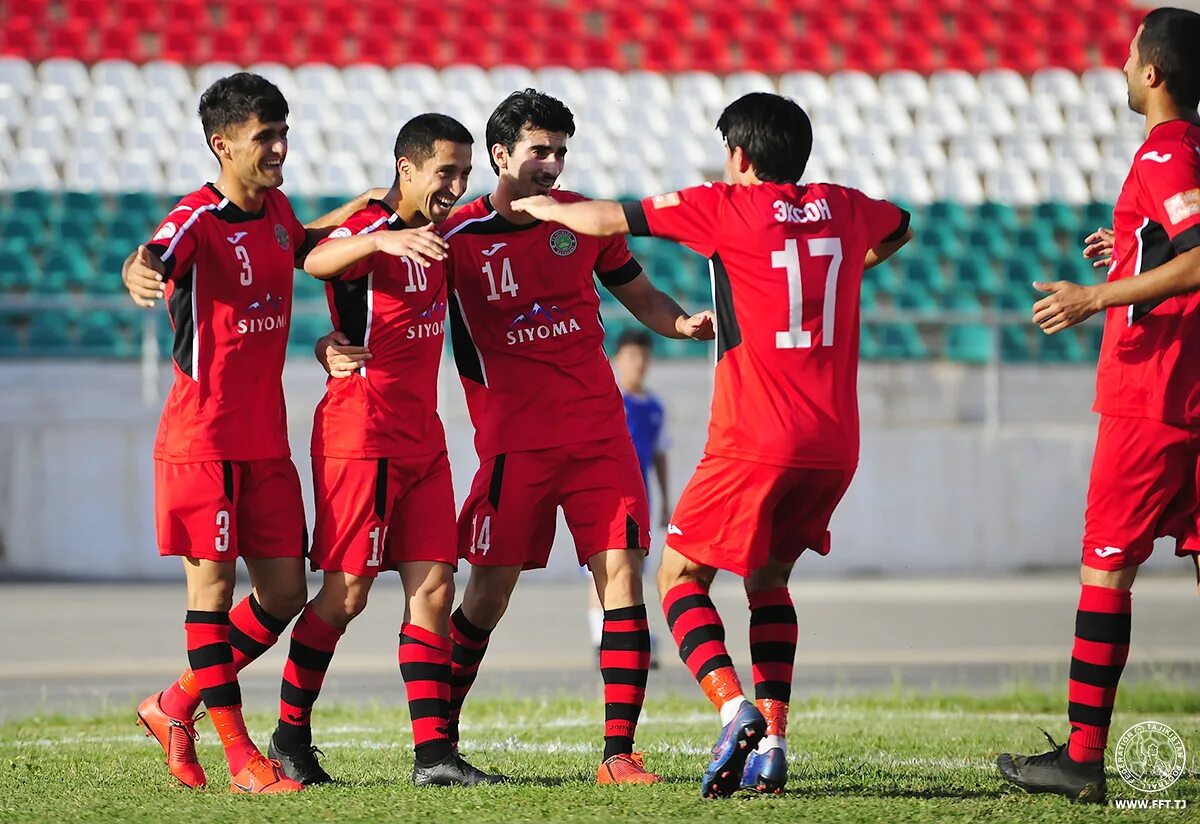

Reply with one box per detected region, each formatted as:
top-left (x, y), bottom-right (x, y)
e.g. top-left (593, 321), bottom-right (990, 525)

top-left (676, 309), bottom-right (716, 340)
top-left (124, 244), bottom-right (166, 308)
top-left (510, 195), bottom-right (559, 221)
top-left (1032, 280), bottom-right (1103, 334)
top-left (1082, 227), bottom-right (1114, 270)
top-left (373, 225), bottom-right (448, 268)
top-left (315, 330), bottom-right (371, 378)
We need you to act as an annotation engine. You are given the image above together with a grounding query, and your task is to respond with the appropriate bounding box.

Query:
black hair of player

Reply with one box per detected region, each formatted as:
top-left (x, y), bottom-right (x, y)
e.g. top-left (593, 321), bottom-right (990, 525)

top-left (198, 72), bottom-right (289, 149)
top-left (1138, 8), bottom-right (1200, 109)
top-left (616, 328), bottom-right (654, 353)
top-left (394, 113), bottom-right (474, 170)
top-left (485, 89), bottom-right (576, 174)
top-left (716, 93), bottom-right (813, 184)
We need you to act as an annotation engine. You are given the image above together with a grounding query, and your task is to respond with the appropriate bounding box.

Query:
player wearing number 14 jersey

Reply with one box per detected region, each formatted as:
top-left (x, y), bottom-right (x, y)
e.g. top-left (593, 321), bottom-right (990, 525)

top-left (512, 92), bottom-right (913, 797)
top-left (438, 90), bottom-right (715, 785)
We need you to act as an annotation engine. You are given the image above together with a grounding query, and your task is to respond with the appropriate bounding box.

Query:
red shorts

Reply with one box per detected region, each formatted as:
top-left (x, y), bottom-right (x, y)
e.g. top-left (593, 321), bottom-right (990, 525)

top-left (311, 452), bottom-right (458, 577)
top-left (667, 453), bottom-right (854, 576)
top-left (1082, 415), bottom-right (1200, 571)
top-left (154, 458), bottom-right (307, 562)
top-left (458, 436), bottom-right (650, 570)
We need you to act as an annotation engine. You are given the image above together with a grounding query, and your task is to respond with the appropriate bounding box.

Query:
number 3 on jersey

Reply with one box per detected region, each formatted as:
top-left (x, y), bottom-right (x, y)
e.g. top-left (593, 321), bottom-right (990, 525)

top-left (773, 237), bottom-right (843, 349)
top-left (483, 258), bottom-right (519, 301)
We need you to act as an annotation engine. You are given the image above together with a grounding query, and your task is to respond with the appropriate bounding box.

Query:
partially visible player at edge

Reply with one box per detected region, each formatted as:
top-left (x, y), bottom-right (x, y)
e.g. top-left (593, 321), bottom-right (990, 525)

top-left (118, 73), bottom-right (441, 794)
top-left (281, 113), bottom-right (503, 787)
top-left (513, 92), bottom-right (913, 798)
top-left (996, 8), bottom-right (1200, 804)
top-left (436, 89), bottom-right (715, 785)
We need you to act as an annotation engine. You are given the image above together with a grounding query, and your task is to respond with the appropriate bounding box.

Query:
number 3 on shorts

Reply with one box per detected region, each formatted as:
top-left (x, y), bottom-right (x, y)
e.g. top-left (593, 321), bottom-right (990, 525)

top-left (214, 510), bottom-right (230, 553)
top-left (471, 514), bottom-right (491, 555)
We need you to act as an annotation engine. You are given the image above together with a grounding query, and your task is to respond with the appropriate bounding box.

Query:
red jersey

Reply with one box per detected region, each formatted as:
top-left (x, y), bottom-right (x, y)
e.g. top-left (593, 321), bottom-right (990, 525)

top-left (310, 200), bottom-right (448, 459)
top-left (146, 184), bottom-right (306, 462)
top-left (440, 191), bottom-right (642, 461)
top-left (629, 182), bottom-right (908, 469)
top-left (1095, 120), bottom-right (1200, 425)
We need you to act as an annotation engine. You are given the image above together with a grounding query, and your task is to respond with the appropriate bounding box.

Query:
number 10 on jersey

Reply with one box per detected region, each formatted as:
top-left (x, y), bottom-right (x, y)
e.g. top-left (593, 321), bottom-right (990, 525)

top-left (773, 237), bottom-right (843, 349)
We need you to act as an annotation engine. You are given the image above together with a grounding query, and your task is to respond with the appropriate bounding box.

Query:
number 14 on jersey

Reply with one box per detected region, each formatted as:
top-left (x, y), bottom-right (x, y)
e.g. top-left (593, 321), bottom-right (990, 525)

top-left (483, 258), bottom-right (519, 301)
top-left (773, 237), bottom-right (843, 349)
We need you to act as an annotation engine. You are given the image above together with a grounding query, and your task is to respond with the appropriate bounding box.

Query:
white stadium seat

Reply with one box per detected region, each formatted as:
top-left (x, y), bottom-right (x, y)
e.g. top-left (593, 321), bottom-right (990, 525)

top-left (83, 88), bottom-right (133, 127)
top-left (393, 64), bottom-right (443, 101)
top-left (985, 167), bottom-right (1040, 206)
top-left (1081, 67), bottom-right (1127, 107)
top-left (194, 63), bottom-right (244, 95)
top-left (1040, 166), bottom-right (1092, 205)
top-left (19, 117), bottom-right (69, 162)
top-left (674, 72), bottom-right (726, 117)
top-left (879, 70), bottom-right (930, 110)
top-left (142, 60), bottom-right (194, 100)
top-left (928, 70), bottom-right (981, 108)
top-left (442, 64), bottom-right (495, 106)
top-left (536, 67), bottom-right (587, 106)
top-left (579, 69), bottom-right (627, 108)
top-left (625, 71), bottom-right (673, 110)
top-left (949, 136), bottom-right (1002, 173)
top-left (37, 58), bottom-right (91, 96)
top-left (294, 63), bottom-right (346, 99)
top-left (886, 166), bottom-right (935, 204)
top-left (246, 63), bottom-right (297, 100)
top-left (724, 71), bottom-right (776, 100)
top-left (0, 57), bottom-right (37, 97)
top-left (65, 156), bottom-right (119, 191)
top-left (0, 86), bottom-right (25, 124)
top-left (1001, 135), bottom-right (1053, 174)
top-left (1032, 68), bottom-right (1083, 107)
top-left (828, 71), bottom-right (880, 108)
top-left (114, 152), bottom-right (165, 191)
top-left (490, 65), bottom-right (537, 97)
top-left (342, 65), bottom-right (394, 99)
top-left (894, 134), bottom-right (947, 172)
top-left (7, 148), bottom-right (59, 189)
top-left (778, 71), bottom-right (831, 109)
top-left (1050, 136), bottom-right (1103, 175)
top-left (934, 162), bottom-right (985, 204)
top-left (978, 69), bottom-right (1029, 108)
top-left (92, 60), bottom-right (144, 96)
top-left (968, 100), bottom-right (1016, 138)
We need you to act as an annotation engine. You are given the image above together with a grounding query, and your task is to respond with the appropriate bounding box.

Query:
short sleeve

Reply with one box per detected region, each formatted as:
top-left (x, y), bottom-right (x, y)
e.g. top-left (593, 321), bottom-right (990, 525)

top-left (846, 188), bottom-right (910, 249)
top-left (624, 183), bottom-right (727, 258)
top-left (1141, 150), bottom-right (1200, 253)
top-left (595, 233), bottom-right (643, 287)
top-left (145, 204), bottom-right (201, 279)
top-left (315, 214), bottom-right (379, 282)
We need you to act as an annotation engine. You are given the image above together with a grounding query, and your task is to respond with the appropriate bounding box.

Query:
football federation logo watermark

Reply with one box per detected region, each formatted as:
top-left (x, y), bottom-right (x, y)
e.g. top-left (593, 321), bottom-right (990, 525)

top-left (549, 228), bottom-right (577, 257)
top-left (1114, 721), bottom-right (1187, 794)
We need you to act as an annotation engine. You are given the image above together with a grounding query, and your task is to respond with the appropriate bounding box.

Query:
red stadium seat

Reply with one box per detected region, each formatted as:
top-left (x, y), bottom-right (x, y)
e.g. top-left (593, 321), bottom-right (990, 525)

top-left (98, 26), bottom-right (149, 63)
top-left (997, 40), bottom-right (1045, 73)
top-left (894, 37), bottom-right (941, 75)
top-left (788, 38), bottom-right (837, 76)
top-left (63, 0), bottom-right (109, 25)
top-left (841, 40), bottom-right (893, 75)
top-left (0, 18), bottom-right (41, 59)
top-left (46, 22), bottom-right (93, 60)
top-left (942, 39), bottom-right (990, 74)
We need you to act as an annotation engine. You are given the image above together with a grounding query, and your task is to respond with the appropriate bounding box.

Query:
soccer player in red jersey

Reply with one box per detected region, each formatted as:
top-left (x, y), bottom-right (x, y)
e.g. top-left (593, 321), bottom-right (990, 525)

top-left (998, 9), bottom-right (1200, 803)
top-left (118, 73), bottom-right (406, 794)
top-left (512, 92), bottom-right (913, 797)
top-left (437, 90), bottom-right (714, 785)
top-left (281, 114), bottom-right (503, 787)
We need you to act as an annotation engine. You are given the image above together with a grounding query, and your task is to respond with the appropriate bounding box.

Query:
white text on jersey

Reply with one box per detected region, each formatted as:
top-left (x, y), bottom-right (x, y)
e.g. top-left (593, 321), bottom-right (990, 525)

top-left (774, 198), bottom-right (832, 225)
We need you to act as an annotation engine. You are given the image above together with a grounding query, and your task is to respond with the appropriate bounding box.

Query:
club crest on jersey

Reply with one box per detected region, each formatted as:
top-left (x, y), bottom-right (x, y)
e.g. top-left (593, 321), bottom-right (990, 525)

top-left (549, 228), bottom-right (577, 257)
top-left (274, 224), bottom-right (290, 250)
top-left (506, 300), bottom-right (581, 345)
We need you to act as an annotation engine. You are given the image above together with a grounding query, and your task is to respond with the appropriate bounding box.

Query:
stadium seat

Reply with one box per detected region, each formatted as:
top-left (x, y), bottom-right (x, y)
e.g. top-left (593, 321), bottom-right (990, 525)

top-left (946, 324), bottom-right (994, 363)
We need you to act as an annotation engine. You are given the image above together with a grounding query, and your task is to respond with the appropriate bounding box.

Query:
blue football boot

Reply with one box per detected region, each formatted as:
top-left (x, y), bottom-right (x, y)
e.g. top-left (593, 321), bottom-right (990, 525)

top-left (741, 745), bottom-right (787, 794)
top-left (701, 700), bottom-right (766, 798)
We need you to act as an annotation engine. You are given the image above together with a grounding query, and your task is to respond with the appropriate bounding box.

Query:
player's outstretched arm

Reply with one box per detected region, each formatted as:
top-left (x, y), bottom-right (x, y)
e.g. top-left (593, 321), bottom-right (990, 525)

top-left (608, 272), bottom-right (715, 340)
top-left (1033, 246), bottom-right (1200, 334)
top-left (511, 196), bottom-right (630, 236)
top-left (295, 190), bottom-right (382, 259)
top-left (121, 244), bottom-right (167, 308)
top-left (864, 225), bottom-right (914, 270)
top-left (303, 226), bottom-right (447, 280)
top-left (314, 330), bottom-right (371, 378)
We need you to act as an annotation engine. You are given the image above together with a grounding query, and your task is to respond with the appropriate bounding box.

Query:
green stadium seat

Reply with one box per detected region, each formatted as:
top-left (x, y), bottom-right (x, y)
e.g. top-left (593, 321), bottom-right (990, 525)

top-left (975, 201), bottom-right (1021, 234)
top-left (96, 243), bottom-right (134, 294)
top-left (293, 271), bottom-right (327, 302)
top-left (115, 192), bottom-right (165, 225)
top-left (942, 292), bottom-right (983, 313)
top-left (993, 286), bottom-right (1034, 312)
top-left (61, 192), bottom-right (103, 220)
top-left (1040, 328), bottom-right (1088, 363)
top-left (863, 261), bottom-right (901, 296)
top-left (51, 210), bottom-right (102, 242)
top-left (899, 256), bottom-right (946, 294)
top-left (1082, 202), bottom-right (1114, 231)
top-left (926, 201), bottom-right (970, 232)
top-left (1031, 202), bottom-right (1078, 236)
top-left (859, 281), bottom-right (878, 311)
top-left (1013, 226), bottom-right (1060, 261)
top-left (955, 258), bottom-right (1002, 297)
top-left (79, 310), bottom-right (138, 358)
top-left (28, 312), bottom-right (77, 353)
top-left (870, 321), bottom-right (927, 359)
top-left (0, 312), bottom-right (25, 355)
top-left (893, 285), bottom-right (938, 312)
top-left (0, 240), bottom-right (34, 290)
top-left (317, 195), bottom-right (348, 216)
top-left (946, 323), bottom-right (994, 363)
top-left (288, 312), bottom-right (334, 354)
top-left (1000, 323), bottom-right (1034, 361)
top-left (38, 247), bottom-right (90, 293)
top-left (859, 323), bottom-right (881, 360)
top-left (2, 214), bottom-right (46, 245)
top-left (963, 228), bottom-right (1011, 264)
top-left (920, 224), bottom-right (963, 260)
top-left (8, 190), bottom-right (54, 218)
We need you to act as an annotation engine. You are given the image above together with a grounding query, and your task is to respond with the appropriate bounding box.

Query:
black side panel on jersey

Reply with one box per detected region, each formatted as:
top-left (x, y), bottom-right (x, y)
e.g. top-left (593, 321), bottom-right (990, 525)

top-left (330, 277), bottom-right (369, 346)
top-left (447, 294), bottom-right (486, 385)
top-left (1132, 221), bottom-right (1174, 323)
top-left (710, 252), bottom-right (742, 360)
top-left (169, 265), bottom-right (195, 375)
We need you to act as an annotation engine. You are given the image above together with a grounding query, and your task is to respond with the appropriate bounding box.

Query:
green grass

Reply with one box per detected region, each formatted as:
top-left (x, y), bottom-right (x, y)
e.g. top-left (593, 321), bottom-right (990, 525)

top-left (1, 684), bottom-right (1197, 823)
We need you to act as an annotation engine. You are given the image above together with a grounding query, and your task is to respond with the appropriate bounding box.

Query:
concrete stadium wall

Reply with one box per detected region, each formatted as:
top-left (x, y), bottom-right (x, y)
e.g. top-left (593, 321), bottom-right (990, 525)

top-left (0, 357), bottom-right (1186, 580)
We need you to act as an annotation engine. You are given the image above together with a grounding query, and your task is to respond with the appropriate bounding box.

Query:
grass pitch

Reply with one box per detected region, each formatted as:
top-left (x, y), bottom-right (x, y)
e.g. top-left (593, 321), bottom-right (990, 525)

top-left (1, 683), bottom-right (1197, 823)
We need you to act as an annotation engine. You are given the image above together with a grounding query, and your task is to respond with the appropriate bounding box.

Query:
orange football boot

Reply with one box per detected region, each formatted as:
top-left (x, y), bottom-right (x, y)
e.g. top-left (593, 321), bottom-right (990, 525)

top-left (597, 751), bottom-right (662, 784)
top-left (230, 753), bottom-right (305, 794)
top-left (136, 691), bottom-right (206, 789)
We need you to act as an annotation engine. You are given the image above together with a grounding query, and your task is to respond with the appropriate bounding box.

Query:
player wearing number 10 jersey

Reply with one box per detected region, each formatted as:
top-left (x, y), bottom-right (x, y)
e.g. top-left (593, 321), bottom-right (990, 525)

top-left (511, 92), bottom-right (913, 798)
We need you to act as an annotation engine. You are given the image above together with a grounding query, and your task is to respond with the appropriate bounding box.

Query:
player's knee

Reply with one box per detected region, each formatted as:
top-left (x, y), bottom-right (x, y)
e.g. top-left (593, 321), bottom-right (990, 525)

top-left (340, 587), bottom-right (370, 623)
top-left (414, 569), bottom-right (455, 617)
top-left (462, 580), bottom-right (510, 627)
top-left (259, 581), bottom-right (308, 621)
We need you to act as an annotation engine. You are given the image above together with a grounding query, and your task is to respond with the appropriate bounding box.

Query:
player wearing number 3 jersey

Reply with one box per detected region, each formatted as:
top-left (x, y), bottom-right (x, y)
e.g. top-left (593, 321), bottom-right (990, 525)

top-left (511, 92), bottom-right (913, 797)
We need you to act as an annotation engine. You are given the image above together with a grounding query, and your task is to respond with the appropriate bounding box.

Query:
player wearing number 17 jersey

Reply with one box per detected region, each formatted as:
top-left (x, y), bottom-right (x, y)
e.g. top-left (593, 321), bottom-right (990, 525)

top-left (512, 92), bottom-right (913, 797)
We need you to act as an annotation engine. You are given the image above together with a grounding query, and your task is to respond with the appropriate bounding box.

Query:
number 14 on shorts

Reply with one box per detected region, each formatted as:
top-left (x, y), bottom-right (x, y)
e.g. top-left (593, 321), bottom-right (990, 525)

top-left (470, 514), bottom-right (492, 555)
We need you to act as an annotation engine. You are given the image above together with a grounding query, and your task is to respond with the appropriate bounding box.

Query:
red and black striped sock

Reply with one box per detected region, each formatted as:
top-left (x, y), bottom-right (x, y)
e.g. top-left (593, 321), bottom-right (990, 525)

top-left (399, 623), bottom-right (454, 765)
top-left (663, 582), bottom-right (745, 712)
top-left (448, 607), bottom-right (492, 744)
top-left (749, 587), bottom-right (797, 739)
top-left (599, 604), bottom-right (651, 760)
top-left (161, 594), bottom-right (287, 719)
top-left (276, 604), bottom-right (345, 750)
top-left (185, 610), bottom-right (257, 774)
top-left (1067, 584), bottom-right (1131, 763)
